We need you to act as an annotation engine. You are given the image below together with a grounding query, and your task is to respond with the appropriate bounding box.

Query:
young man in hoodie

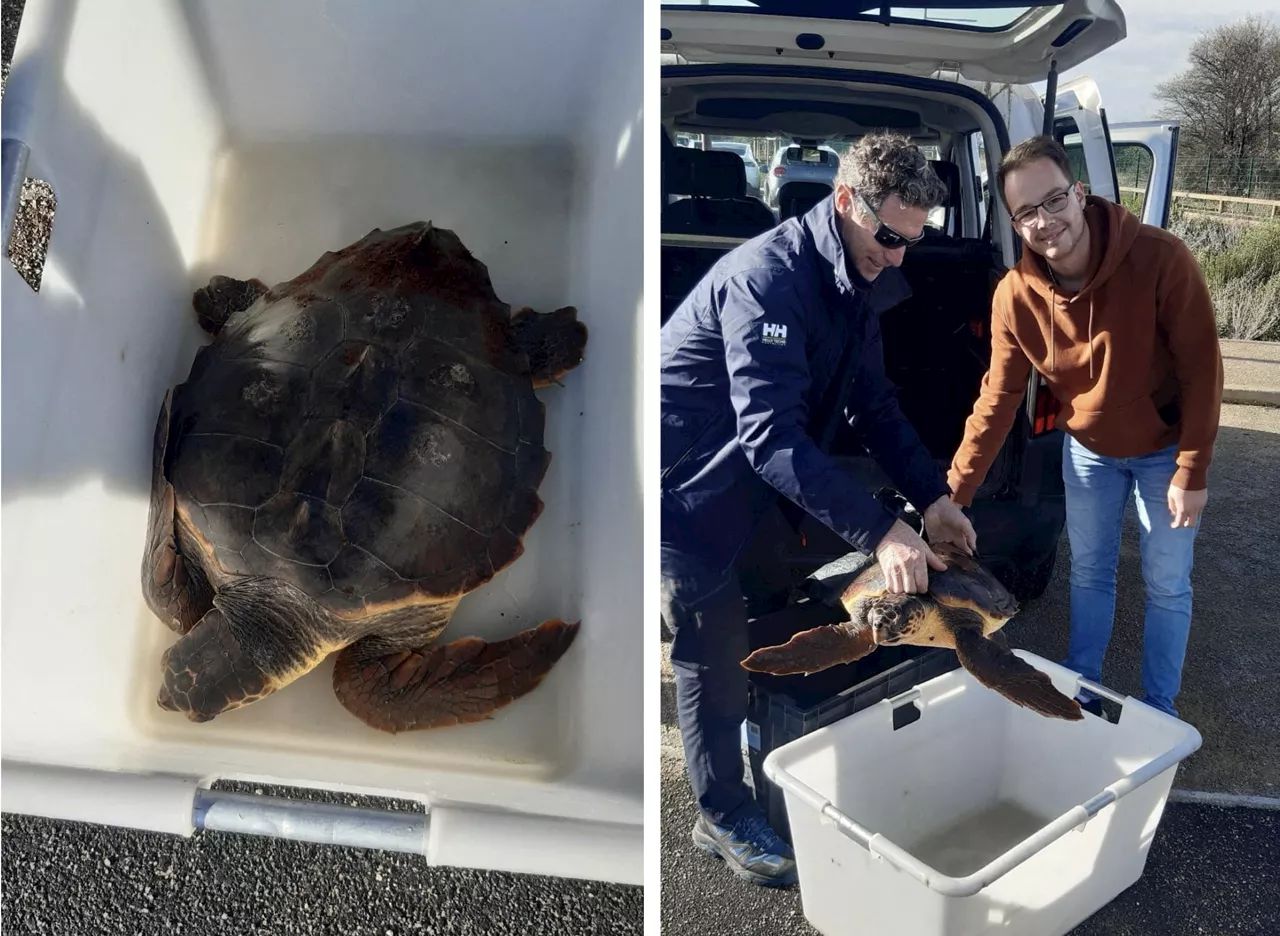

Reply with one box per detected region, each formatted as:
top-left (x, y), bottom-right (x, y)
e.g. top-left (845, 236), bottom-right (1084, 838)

top-left (947, 135), bottom-right (1223, 719)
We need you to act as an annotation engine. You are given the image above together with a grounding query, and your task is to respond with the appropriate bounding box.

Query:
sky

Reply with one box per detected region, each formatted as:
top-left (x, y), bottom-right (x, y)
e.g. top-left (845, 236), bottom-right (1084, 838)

top-left (1031, 1), bottom-right (1280, 123)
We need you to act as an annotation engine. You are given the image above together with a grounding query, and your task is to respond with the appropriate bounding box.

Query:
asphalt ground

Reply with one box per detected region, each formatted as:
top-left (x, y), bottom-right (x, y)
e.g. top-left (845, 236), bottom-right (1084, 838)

top-left (1, 784), bottom-right (641, 936)
top-left (661, 404), bottom-right (1280, 935)
top-left (0, 4), bottom-right (641, 934)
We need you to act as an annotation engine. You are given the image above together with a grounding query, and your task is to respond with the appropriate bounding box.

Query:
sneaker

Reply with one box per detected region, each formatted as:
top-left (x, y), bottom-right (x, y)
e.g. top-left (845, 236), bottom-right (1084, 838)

top-left (691, 810), bottom-right (798, 887)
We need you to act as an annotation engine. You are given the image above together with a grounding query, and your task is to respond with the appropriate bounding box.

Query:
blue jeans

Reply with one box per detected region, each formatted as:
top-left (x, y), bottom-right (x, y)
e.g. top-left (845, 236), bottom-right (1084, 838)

top-left (1062, 435), bottom-right (1201, 717)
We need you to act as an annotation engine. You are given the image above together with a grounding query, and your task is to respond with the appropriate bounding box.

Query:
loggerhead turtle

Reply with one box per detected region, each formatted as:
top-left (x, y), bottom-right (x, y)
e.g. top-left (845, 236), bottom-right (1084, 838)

top-left (741, 542), bottom-right (1083, 720)
top-left (142, 221), bottom-right (586, 732)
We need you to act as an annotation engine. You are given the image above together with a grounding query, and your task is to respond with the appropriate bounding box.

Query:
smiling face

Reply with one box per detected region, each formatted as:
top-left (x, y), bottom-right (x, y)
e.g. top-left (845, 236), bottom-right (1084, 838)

top-left (1002, 157), bottom-right (1088, 266)
top-left (834, 184), bottom-right (929, 282)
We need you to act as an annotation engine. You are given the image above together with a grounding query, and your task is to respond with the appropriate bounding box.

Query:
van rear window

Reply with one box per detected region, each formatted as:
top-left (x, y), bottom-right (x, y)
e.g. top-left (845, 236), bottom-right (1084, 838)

top-left (785, 146), bottom-right (832, 166)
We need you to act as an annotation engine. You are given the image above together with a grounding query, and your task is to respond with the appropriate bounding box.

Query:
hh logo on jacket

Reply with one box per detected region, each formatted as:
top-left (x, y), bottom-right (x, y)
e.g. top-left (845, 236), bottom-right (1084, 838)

top-left (762, 322), bottom-right (787, 346)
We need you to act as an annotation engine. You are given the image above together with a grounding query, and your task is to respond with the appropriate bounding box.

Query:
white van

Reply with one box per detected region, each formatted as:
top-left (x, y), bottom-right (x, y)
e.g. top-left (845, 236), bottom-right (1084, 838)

top-left (659, 1), bottom-right (1180, 603)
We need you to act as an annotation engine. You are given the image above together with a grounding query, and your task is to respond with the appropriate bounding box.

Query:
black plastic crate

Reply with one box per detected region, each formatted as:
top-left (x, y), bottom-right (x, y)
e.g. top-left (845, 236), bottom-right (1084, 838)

top-left (742, 599), bottom-right (961, 846)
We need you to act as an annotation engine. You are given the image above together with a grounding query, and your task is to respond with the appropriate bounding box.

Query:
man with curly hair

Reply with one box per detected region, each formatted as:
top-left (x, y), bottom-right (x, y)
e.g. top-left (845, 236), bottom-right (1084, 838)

top-left (659, 130), bottom-right (976, 885)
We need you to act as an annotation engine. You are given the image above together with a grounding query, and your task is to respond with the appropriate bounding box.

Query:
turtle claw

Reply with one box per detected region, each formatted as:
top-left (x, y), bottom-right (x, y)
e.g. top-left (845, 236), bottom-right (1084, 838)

top-left (741, 622), bottom-right (875, 676)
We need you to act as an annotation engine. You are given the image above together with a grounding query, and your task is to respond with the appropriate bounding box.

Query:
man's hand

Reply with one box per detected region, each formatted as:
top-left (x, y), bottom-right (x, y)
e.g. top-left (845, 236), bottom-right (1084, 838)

top-left (875, 519), bottom-right (947, 594)
top-left (922, 495), bottom-right (977, 554)
top-left (1168, 484), bottom-right (1207, 529)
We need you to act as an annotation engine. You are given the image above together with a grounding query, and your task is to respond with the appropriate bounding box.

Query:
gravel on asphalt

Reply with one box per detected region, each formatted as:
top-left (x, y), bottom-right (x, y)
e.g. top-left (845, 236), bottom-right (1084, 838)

top-left (1, 807), bottom-right (642, 936)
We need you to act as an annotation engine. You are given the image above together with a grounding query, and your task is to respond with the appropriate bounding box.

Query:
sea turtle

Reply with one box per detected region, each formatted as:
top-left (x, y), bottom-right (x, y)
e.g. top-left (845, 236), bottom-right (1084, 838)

top-left (741, 542), bottom-right (1083, 720)
top-left (142, 221), bottom-right (587, 732)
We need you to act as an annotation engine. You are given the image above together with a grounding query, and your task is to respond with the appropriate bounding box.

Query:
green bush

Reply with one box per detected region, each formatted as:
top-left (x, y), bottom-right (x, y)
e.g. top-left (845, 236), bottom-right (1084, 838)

top-left (1209, 267), bottom-right (1280, 341)
top-left (1119, 190), bottom-right (1145, 217)
top-left (1197, 220), bottom-right (1280, 288)
top-left (1169, 217), bottom-right (1280, 341)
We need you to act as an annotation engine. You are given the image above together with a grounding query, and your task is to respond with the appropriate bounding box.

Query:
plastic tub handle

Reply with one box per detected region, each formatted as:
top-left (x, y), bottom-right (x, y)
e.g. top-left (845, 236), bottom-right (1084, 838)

top-left (193, 789), bottom-right (430, 855)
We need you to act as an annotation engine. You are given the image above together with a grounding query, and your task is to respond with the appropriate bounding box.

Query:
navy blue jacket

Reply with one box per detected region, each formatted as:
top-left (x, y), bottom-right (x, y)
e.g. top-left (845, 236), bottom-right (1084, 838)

top-left (660, 195), bottom-right (950, 576)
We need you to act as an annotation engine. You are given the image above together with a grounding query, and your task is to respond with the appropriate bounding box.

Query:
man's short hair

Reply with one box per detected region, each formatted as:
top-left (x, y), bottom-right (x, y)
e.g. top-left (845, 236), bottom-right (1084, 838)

top-left (996, 135), bottom-right (1076, 201)
top-left (834, 131), bottom-right (947, 213)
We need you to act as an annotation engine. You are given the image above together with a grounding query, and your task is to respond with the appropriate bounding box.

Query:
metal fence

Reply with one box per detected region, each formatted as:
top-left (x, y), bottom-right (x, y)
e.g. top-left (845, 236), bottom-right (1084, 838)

top-left (1116, 150), bottom-right (1280, 201)
top-left (1175, 155), bottom-right (1280, 200)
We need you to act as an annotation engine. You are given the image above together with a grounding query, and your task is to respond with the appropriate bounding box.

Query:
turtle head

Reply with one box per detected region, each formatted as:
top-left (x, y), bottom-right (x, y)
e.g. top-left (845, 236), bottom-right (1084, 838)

top-left (863, 595), bottom-right (925, 646)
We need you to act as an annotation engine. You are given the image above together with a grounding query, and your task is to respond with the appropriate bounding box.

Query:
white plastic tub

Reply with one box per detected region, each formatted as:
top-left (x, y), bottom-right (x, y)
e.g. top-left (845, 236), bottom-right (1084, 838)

top-left (765, 652), bottom-right (1201, 936)
top-left (1, 0), bottom-right (643, 884)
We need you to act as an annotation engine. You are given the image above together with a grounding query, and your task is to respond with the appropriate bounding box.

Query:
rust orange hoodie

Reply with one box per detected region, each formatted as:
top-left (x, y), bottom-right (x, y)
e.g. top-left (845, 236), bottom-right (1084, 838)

top-left (947, 195), bottom-right (1223, 506)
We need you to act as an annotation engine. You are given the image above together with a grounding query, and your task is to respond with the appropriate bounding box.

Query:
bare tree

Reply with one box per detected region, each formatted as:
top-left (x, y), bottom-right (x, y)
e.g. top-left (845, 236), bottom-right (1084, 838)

top-left (1153, 15), bottom-right (1280, 156)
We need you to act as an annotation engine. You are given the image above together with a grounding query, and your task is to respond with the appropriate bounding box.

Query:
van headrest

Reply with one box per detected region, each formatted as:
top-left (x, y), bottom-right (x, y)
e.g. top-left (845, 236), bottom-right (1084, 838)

top-left (668, 147), bottom-right (747, 199)
top-left (778, 181), bottom-right (832, 221)
top-left (928, 159), bottom-right (960, 203)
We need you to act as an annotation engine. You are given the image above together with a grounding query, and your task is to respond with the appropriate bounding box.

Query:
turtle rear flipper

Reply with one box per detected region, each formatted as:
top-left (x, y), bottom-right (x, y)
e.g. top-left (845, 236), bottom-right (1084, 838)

top-left (156, 576), bottom-right (336, 722)
top-left (333, 617), bottom-right (580, 733)
top-left (951, 624), bottom-right (1083, 721)
top-left (740, 621), bottom-right (875, 676)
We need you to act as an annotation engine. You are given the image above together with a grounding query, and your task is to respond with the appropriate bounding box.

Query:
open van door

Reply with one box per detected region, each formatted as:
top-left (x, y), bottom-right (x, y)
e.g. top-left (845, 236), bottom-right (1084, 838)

top-left (660, 2), bottom-right (1127, 85)
top-left (1107, 120), bottom-right (1181, 229)
top-left (1052, 75), bottom-right (1120, 203)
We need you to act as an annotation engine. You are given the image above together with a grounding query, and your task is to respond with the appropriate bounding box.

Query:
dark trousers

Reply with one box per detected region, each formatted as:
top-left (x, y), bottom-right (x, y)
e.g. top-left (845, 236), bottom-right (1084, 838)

top-left (661, 546), bottom-right (752, 828)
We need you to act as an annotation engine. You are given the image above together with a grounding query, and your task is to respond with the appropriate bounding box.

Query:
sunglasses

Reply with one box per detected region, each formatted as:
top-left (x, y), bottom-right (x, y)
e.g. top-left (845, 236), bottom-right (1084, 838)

top-left (1010, 188), bottom-right (1074, 227)
top-left (855, 191), bottom-right (926, 249)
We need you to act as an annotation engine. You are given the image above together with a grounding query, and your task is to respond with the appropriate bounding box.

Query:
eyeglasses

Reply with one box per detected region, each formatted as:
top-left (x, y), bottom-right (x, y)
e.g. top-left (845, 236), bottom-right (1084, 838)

top-left (1010, 189), bottom-right (1073, 227)
top-left (855, 192), bottom-right (926, 249)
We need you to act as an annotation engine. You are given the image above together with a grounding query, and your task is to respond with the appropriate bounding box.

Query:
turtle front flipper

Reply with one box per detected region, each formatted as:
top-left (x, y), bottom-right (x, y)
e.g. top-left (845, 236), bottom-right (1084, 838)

top-left (142, 390), bottom-right (213, 635)
top-left (950, 621), bottom-right (1083, 721)
top-left (332, 617), bottom-right (580, 733)
top-left (156, 576), bottom-right (338, 722)
top-left (740, 621), bottom-right (875, 676)
top-left (509, 305), bottom-right (588, 388)
top-left (192, 274), bottom-right (268, 336)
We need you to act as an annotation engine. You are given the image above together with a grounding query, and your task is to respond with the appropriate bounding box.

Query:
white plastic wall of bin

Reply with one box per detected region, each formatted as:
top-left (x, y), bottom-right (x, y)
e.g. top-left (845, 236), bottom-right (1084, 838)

top-left (766, 654), bottom-right (1200, 936)
top-left (2, 0), bottom-right (643, 882)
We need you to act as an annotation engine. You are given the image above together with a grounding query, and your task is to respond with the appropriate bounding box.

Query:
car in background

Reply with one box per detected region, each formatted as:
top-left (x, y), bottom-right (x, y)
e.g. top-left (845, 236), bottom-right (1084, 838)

top-left (762, 143), bottom-right (840, 208)
top-left (708, 139), bottom-right (763, 195)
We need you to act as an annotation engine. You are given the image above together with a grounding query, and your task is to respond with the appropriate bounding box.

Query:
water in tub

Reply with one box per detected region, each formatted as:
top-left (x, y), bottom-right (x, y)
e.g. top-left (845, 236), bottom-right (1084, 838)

top-left (908, 799), bottom-right (1053, 877)
top-left (129, 136), bottom-right (585, 778)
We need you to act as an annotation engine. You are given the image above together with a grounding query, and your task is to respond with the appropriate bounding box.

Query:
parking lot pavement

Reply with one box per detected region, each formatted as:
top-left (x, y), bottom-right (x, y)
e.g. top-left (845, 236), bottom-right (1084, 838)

top-left (661, 402), bottom-right (1280, 934)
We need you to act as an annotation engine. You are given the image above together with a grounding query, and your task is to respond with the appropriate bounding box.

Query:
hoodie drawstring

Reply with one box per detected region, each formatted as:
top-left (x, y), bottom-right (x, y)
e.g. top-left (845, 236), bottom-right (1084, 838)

top-left (1088, 295), bottom-right (1095, 380)
top-left (1050, 285), bottom-right (1056, 374)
